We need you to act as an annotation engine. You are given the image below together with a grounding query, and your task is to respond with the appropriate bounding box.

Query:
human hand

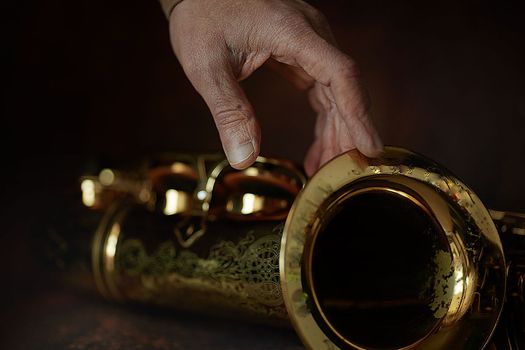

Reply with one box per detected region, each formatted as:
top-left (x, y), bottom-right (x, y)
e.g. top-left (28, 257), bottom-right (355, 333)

top-left (169, 0), bottom-right (383, 175)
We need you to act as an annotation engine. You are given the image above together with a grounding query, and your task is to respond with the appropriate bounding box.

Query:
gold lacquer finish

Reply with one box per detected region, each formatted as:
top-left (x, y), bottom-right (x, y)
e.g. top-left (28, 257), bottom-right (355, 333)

top-left (49, 147), bottom-right (523, 350)
top-left (282, 148), bottom-right (510, 349)
top-left (86, 154), bottom-right (304, 322)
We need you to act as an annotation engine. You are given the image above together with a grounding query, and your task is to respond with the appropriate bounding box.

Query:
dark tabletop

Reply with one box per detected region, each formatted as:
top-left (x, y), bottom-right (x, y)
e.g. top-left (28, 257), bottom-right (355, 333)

top-left (1, 285), bottom-right (303, 350)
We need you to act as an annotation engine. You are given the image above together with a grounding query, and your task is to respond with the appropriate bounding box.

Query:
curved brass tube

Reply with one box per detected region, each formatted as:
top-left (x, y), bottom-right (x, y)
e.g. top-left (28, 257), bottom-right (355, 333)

top-left (44, 147), bottom-right (524, 350)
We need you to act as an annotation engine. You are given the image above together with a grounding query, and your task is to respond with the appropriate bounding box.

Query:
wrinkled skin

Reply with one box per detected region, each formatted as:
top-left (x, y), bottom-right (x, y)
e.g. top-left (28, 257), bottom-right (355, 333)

top-left (169, 0), bottom-right (383, 175)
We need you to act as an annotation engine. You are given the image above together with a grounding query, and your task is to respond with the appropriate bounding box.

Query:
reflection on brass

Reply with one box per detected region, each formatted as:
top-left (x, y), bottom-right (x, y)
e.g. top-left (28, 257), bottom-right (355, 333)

top-left (48, 148), bottom-right (524, 350)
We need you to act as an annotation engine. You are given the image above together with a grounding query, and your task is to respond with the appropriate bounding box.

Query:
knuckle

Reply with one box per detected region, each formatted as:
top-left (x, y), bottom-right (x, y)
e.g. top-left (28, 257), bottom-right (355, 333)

top-left (309, 8), bottom-right (329, 27)
top-left (267, 4), bottom-right (301, 25)
top-left (269, 10), bottom-right (310, 40)
top-left (214, 107), bottom-right (250, 130)
top-left (288, 16), bottom-right (312, 37)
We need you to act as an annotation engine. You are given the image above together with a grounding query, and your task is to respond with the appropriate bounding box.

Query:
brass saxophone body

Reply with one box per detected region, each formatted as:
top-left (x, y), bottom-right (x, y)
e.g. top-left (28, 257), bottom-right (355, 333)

top-left (46, 147), bottom-right (524, 349)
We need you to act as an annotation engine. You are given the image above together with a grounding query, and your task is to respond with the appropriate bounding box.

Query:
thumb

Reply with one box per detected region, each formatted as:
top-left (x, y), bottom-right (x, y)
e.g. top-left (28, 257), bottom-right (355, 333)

top-left (184, 56), bottom-right (261, 169)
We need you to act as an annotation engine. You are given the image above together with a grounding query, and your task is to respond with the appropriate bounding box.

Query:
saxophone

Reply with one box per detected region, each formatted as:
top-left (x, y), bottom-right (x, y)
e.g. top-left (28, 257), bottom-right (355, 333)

top-left (43, 147), bottom-right (524, 350)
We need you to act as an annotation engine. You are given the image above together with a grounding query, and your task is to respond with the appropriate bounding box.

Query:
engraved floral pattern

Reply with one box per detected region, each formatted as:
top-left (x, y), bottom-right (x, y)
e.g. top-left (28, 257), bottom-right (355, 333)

top-left (117, 224), bottom-right (287, 318)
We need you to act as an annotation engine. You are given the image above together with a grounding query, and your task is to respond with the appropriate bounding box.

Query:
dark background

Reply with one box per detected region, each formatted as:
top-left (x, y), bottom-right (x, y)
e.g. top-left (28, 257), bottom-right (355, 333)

top-left (2, 0), bottom-right (524, 348)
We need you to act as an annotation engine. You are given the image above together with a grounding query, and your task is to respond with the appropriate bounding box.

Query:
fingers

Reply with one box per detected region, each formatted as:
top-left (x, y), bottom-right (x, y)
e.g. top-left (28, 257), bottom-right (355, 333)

top-left (326, 59), bottom-right (383, 157)
top-left (306, 83), bottom-right (360, 174)
top-left (318, 113), bottom-right (340, 167)
top-left (275, 27), bottom-right (383, 158)
top-left (183, 50), bottom-right (261, 169)
top-left (300, 4), bottom-right (338, 46)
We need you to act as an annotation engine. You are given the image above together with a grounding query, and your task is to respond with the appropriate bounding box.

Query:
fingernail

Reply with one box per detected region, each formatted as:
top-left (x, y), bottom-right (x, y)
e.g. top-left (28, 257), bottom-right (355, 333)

top-left (225, 141), bottom-right (255, 166)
